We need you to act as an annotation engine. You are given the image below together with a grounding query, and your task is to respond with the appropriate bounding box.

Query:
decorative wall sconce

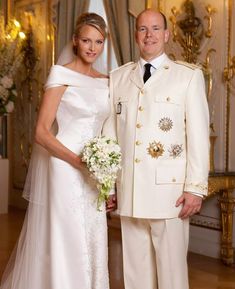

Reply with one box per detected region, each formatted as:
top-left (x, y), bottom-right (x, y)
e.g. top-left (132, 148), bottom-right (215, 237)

top-left (170, 0), bottom-right (216, 64)
top-left (170, 1), bottom-right (203, 63)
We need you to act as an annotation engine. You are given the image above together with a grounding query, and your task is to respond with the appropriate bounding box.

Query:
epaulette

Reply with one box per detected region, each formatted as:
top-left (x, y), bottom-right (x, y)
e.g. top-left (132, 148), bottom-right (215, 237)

top-left (174, 60), bottom-right (202, 70)
top-left (110, 61), bottom-right (134, 73)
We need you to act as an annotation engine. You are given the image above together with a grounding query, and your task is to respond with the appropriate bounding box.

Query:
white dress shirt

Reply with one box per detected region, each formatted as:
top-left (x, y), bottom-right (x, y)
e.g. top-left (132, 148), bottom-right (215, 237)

top-left (139, 53), bottom-right (168, 77)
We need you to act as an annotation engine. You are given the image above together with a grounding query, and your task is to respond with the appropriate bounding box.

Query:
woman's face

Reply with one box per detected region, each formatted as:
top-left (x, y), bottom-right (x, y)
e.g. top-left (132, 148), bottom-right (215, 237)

top-left (73, 24), bottom-right (105, 64)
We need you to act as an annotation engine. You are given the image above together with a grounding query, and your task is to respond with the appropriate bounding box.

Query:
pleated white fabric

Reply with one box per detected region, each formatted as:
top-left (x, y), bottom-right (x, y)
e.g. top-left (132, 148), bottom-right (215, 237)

top-left (0, 65), bottom-right (110, 289)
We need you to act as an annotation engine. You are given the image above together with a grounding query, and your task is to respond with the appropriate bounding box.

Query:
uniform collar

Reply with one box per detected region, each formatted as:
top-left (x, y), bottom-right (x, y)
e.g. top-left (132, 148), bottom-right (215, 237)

top-left (130, 54), bottom-right (171, 88)
top-left (139, 53), bottom-right (168, 75)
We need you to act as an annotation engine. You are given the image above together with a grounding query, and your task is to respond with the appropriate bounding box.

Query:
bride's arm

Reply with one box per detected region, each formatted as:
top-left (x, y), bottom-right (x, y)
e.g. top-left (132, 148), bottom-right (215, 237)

top-left (35, 86), bottom-right (82, 169)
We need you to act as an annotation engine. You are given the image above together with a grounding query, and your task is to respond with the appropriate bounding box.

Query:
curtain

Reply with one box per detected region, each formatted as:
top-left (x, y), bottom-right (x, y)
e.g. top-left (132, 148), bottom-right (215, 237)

top-left (103, 0), bottom-right (141, 65)
top-left (56, 0), bottom-right (90, 59)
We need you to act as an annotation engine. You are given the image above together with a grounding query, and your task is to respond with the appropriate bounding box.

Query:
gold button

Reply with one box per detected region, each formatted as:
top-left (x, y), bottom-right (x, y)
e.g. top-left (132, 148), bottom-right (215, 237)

top-left (140, 89), bottom-right (144, 94)
top-left (136, 123), bottom-right (142, 128)
top-left (172, 178), bottom-right (176, 182)
top-left (166, 97), bottom-right (171, 102)
top-left (138, 106), bottom-right (144, 111)
top-left (135, 158), bottom-right (141, 163)
top-left (135, 140), bottom-right (141, 146)
top-left (164, 65), bottom-right (169, 69)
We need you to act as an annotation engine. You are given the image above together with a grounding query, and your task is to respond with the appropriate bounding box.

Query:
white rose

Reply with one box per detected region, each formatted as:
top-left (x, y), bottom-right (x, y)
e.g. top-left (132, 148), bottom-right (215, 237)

top-left (5, 101), bottom-right (14, 113)
top-left (0, 76), bottom-right (13, 89)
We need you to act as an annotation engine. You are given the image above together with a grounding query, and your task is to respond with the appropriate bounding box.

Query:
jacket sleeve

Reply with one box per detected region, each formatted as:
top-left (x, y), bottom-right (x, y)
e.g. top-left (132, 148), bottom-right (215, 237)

top-left (184, 68), bottom-right (210, 196)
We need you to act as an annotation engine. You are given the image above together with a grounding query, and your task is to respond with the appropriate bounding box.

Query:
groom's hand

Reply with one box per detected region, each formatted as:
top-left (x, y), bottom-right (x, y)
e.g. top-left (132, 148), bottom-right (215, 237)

top-left (106, 194), bottom-right (117, 212)
top-left (176, 192), bottom-right (202, 219)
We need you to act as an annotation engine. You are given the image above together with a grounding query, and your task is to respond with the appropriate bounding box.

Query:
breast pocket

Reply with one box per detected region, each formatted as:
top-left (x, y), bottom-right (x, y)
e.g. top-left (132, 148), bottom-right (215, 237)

top-left (154, 95), bottom-right (182, 106)
top-left (154, 95), bottom-right (184, 126)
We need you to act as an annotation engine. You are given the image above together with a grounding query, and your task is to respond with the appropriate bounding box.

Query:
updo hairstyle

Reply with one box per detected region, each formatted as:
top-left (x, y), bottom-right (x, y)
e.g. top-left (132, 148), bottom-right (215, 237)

top-left (73, 12), bottom-right (107, 55)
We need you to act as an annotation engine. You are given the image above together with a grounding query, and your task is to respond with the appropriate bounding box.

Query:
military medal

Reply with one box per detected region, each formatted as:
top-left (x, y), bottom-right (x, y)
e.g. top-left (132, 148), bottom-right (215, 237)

top-left (158, 117), bottom-right (173, 132)
top-left (147, 141), bottom-right (164, 158)
top-left (168, 144), bottom-right (183, 158)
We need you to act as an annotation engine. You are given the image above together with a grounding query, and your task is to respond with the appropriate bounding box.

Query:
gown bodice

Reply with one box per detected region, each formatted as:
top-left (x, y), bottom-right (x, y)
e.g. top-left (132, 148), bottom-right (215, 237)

top-left (45, 65), bottom-right (110, 153)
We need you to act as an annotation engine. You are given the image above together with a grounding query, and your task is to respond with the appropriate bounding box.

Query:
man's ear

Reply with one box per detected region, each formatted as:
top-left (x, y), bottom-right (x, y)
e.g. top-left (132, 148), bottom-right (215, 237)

top-left (164, 29), bottom-right (170, 43)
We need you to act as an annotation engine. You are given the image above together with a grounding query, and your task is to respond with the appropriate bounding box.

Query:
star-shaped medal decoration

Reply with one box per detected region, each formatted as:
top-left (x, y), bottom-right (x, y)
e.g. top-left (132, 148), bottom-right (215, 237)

top-left (168, 144), bottom-right (183, 158)
top-left (158, 117), bottom-right (173, 132)
top-left (147, 141), bottom-right (164, 158)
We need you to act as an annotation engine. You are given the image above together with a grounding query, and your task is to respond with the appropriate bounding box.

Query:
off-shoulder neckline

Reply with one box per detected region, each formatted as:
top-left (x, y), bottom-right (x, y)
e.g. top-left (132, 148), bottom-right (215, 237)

top-left (54, 65), bottom-right (109, 80)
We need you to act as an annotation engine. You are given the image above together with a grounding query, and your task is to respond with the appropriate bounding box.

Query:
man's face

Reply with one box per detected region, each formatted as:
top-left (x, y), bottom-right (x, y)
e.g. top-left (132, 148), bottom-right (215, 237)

top-left (135, 10), bottom-right (169, 61)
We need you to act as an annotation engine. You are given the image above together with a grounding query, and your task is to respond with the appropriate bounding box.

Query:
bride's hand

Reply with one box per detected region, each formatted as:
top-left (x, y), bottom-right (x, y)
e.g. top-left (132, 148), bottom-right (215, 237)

top-left (73, 155), bottom-right (86, 170)
top-left (106, 194), bottom-right (117, 212)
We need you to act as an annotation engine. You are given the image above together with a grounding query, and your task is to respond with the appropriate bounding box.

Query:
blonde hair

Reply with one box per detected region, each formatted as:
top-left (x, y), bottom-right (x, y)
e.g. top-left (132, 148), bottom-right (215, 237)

top-left (74, 12), bottom-right (107, 38)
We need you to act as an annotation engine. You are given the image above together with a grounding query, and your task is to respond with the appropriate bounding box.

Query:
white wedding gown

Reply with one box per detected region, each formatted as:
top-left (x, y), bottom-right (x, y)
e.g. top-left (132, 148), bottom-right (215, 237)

top-left (0, 65), bottom-right (110, 289)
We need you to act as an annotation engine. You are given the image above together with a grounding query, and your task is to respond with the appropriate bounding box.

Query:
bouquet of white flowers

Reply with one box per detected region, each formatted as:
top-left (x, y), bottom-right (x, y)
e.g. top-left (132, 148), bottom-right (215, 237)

top-left (81, 136), bottom-right (122, 211)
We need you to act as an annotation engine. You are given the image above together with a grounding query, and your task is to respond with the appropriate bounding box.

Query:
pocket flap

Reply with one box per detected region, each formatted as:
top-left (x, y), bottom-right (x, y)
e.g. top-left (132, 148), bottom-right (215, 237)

top-left (155, 166), bottom-right (185, 184)
top-left (154, 95), bottom-right (180, 105)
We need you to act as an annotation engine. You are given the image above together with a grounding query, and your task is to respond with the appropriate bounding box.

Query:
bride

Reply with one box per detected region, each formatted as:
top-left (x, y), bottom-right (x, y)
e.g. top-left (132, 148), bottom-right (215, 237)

top-left (0, 12), bottom-right (114, 289)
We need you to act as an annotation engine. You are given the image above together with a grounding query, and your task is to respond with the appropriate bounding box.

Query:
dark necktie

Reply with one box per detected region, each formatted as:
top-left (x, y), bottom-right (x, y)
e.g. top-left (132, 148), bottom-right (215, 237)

top-left (143, 63), bottom-right (152, 83)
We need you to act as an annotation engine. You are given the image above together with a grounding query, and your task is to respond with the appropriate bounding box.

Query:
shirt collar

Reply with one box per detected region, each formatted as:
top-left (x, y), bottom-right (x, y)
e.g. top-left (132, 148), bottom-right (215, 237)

top-left (139, 53), bottom-right (168, 74)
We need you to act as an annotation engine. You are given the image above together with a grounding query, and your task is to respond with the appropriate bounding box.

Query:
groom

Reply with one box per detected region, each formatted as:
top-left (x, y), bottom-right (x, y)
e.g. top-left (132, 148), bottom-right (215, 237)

top-left (104, 9), bottom-right (209, 289)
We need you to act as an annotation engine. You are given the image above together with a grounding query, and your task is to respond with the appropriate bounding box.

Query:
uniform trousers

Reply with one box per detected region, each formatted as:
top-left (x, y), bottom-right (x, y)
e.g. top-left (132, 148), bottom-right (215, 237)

top-left (120, 216), bottom-right (189, 289)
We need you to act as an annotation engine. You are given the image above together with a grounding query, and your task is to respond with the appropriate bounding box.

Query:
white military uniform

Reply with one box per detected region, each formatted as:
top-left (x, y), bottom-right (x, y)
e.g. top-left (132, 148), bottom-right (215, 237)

top-left (103, 54), bottom-right (210, 289)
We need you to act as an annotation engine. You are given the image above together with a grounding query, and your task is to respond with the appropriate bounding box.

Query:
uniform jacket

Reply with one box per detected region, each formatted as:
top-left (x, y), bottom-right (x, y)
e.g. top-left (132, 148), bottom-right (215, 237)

top-left (103, 56), bottom-right (210, 218)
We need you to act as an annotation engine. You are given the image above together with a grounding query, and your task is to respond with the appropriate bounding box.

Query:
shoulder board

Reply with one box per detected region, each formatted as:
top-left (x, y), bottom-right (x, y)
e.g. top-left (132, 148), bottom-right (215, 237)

top-left (174, 60), bottom-right (201, 70)
top-left (110, 62), bottom-right (134, 73)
